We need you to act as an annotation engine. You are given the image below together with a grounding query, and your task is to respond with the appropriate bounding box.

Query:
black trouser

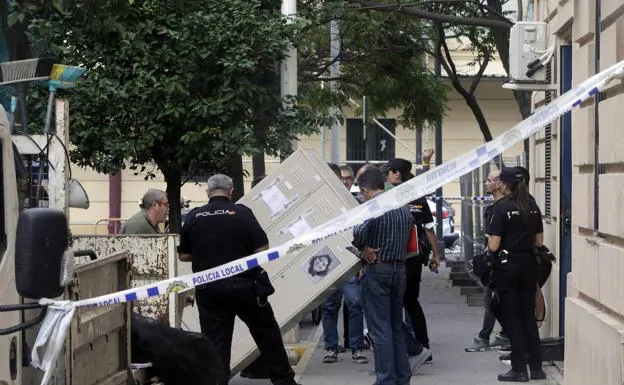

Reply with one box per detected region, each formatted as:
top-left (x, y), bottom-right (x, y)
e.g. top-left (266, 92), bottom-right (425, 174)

top-left (195, 279), bottom-right (295, 385)
top-left (404, 257), bottom-right (430, 349)
top-left (491, 293), bottom-right (506, 336)
top-left (495, 252), bottom-right (542, 373)
top-left (478, 286), bottom-right (507, 340)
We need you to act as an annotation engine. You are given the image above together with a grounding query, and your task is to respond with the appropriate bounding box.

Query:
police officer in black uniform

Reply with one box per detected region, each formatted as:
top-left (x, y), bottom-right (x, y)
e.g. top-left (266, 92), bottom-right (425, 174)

top-left (383, 158), bottom-right (440, 363)
top-left (178, 174), bottom-right (298, 385)
top-left (487, 167), bottom-right (546, 382)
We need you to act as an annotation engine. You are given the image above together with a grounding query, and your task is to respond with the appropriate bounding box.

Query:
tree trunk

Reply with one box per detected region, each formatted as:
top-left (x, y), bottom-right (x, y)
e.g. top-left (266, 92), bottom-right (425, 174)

top-left (252, 120), bottom-right (266, 180)
top-left (162, 166), bottom-right (182, 234)
top-left (228, 153), bottom-right (245, 201)
top-left (464, 94), bottom-right (493, 142)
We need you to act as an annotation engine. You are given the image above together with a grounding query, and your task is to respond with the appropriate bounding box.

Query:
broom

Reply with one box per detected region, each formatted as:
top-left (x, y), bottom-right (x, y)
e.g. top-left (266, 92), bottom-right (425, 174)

top-left (42, 64), bottom-right (87, 134)
top-left (0, 57), bottom-right (55, 86)
top-left (0, 57), bottom-right (55, 133)
top-left (34, 64), bottom-right (87, 204)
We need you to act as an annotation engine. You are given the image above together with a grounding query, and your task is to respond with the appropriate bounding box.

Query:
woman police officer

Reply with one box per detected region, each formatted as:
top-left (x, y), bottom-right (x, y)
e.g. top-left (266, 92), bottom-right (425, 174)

top-left (486, 167), bottom-right (546, 382)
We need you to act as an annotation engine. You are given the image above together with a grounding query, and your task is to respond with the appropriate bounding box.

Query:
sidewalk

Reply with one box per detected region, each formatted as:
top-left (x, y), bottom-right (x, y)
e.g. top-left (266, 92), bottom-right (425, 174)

top-left (232, 257), bottom-right (561, 385)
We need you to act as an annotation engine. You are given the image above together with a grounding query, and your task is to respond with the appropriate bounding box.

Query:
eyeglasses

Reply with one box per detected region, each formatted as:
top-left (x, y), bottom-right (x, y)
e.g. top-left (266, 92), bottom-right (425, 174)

top-left (158, 200), bottom-right (170, 207)
top-left (340, 176), bottom-right (353, 182)
top-left (486, 177), bottom-right (500, 183)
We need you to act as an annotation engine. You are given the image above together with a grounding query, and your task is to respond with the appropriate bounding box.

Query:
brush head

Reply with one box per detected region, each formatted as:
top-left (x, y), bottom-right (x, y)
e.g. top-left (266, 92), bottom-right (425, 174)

top-left (48, 64), bottom-right (87, 90)
top-left (0, 57), bottom-right (56, 86)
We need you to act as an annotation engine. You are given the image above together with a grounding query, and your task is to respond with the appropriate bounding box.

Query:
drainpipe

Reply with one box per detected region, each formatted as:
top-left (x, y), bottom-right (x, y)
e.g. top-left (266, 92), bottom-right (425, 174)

top-left (593, 0), bottom-right (601, 232)
top-left (108, 173), bottom-right (121, 234)
top-left (434, 56), bottom-right (445, 260)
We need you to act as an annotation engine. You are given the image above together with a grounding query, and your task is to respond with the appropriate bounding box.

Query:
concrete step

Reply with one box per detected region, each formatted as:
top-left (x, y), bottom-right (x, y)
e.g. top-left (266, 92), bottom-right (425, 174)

top-left (445, 260), bottom-right (465, 269)
top-left (467, 294), bottom-right (485, 307)
top-left (450, 265), bottom-right (468, 273)
top-left (450, 271), bottom-right (470, 281)
top-left (451, 278), bottom-right (476, 287)
top-left (460, 286), bottom-right (484, 296)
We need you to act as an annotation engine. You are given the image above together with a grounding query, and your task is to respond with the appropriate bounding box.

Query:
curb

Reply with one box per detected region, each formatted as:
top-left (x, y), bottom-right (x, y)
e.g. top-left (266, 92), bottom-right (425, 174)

top-left (293, 324), bottom-right (324, 383)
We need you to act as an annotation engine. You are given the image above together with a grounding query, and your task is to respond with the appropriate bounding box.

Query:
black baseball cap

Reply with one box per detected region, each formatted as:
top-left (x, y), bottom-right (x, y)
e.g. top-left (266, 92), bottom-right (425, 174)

top-left (500, 167), bottom-right (523, 184)
top-left (384, 158), bottom-right (413, 178)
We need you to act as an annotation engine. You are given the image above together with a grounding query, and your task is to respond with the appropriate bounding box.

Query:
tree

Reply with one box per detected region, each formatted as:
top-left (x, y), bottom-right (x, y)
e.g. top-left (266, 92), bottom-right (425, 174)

top-left (344, 0), bottom-right (534, 143)
top-left (14, 0), bottom-right (325, 232)
top-left (296, 0), bottom-right (448, 131)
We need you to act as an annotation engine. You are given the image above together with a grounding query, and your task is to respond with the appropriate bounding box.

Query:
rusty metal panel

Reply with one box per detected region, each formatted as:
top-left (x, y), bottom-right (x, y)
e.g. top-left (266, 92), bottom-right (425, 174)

top-left (68, 251), bottom-right (130, 385)
top-left (71, 234), bottom-right (178, 323)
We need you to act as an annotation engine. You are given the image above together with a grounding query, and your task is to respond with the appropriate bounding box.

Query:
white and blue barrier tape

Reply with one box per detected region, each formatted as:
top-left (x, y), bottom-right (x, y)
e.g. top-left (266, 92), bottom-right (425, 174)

top-left (428, 195), bottom-right (494, 201)
top-left (31, 60), bottom-right (624, 385)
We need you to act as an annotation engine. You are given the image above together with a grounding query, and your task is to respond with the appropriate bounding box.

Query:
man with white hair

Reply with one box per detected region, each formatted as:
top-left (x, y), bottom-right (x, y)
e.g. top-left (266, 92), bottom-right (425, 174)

top-left (178, 174), bottom-right (299, 385)
top-left (120, 188), bottom-right (169, 234)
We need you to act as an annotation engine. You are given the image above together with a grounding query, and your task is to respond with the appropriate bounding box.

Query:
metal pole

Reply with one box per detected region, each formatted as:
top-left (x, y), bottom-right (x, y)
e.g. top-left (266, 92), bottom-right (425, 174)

top-left (474, 168), bottom-right (482, 242)
top-left (434, 57), bottom-right (445, 260)
top-left (281, 0), bottom-right (298, 155)
top-left (461, 174), bottom-right (474, 265)
top-left (321, 126), bottom-right (326, 161)
top-left (363, 95), bottom-right (375, 163)
top-left (416, 124), bottom-right (423, 167)
top-left (329, 19), bottom-right (341, 164)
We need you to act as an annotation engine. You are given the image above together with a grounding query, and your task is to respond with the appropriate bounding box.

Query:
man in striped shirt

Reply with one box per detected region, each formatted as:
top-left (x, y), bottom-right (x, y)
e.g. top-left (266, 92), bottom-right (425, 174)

top-left (353, 168), bottom-right (414, 385)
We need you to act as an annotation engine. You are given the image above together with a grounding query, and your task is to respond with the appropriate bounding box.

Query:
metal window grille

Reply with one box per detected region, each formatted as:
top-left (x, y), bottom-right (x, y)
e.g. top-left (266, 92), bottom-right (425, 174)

top-left (544, 63), bottom-right (552, 218)
top-left (17, 153), bottom-right (50, 210)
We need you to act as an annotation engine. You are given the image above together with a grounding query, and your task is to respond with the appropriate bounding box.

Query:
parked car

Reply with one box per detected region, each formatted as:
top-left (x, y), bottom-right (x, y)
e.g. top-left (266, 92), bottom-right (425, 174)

top-left (426, 198), bottom-right (459, 249)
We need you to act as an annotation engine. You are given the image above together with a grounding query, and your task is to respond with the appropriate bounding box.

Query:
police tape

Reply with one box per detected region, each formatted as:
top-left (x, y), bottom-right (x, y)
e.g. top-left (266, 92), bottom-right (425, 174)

top-left (428, 195), bottom-right (494, 201)
top-left (31, 60), bottom-right (624, 385)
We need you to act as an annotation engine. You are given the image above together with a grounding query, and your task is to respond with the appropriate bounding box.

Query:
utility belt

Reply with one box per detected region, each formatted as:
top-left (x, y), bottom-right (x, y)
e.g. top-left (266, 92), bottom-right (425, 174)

top-left (196, 269), bottom-right (275, 299)
top-left (470, 249), bottom-right (509, 288)
top-left (471, 247), bottom-right (554, 289)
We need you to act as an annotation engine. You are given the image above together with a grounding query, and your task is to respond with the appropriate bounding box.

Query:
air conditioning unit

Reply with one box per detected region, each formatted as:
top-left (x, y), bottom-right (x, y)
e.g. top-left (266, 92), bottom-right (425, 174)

top-left (509, 21), bottom-right (549, 83)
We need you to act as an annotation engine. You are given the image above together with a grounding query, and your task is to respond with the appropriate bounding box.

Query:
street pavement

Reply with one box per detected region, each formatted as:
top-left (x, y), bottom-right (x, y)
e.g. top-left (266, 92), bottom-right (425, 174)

top-left (231, 255), bottom-right (562, 385)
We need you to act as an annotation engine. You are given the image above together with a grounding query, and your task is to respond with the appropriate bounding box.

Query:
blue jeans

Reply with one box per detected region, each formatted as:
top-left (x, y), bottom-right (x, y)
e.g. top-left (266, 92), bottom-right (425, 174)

top-left (361, 263), bottom-right (411, 385)
top-left (322, 275), bottom-right (364, 351)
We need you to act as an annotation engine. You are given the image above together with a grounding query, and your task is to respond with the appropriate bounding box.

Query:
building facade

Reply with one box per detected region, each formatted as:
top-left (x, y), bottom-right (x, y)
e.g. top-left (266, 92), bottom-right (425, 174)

top-left (67, 75), bottom-right (524, 235)
top-left (531, 0), bottom-right (624, 383)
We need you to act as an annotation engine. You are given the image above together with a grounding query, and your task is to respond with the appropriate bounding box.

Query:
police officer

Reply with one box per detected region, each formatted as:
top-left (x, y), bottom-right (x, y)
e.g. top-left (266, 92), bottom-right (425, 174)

top-left (178, 174), bottom-right (298, 385)
top-left (383, 158), bottom-right (439, 369)
top-left (465, 169), bottom-right (510, 352)
top-left (487, 167), bottom-right (546, 382)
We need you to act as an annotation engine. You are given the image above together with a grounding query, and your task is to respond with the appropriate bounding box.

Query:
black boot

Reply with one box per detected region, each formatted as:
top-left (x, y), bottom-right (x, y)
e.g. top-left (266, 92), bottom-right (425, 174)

top-left (273, 378), bottom-right (301, 385)
top-left (240, 357), bottom-right (271, 379)
top-left (530, 368), bottom-right (547, 380)
top-left (497, 369), bottom-right (529, 382)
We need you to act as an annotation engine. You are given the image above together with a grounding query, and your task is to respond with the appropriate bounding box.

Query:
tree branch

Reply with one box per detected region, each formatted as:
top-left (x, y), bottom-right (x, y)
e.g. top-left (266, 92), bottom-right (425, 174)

top-left (348, 0), bottom-right (512, 23)
top-left (468, 54), bottom-right (490, 95)
top-left (439, 31), bottom-right (458, 81)
top-left (346, 0), bottom-right (514, 29)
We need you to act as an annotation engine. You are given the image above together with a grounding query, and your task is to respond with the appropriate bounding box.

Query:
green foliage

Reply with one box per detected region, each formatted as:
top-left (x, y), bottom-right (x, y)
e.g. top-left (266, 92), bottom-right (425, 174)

top-left (296, 0), bottom-right (448, 129)
top-left (13, 0), bottom-right (325, 180)
top-left (340, 0), bottom-right (522, 142)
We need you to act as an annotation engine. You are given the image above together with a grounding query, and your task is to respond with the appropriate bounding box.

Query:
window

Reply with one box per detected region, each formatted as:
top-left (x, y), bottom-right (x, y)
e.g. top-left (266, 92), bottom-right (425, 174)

top-left (346, 118), bottom-right (396, 175)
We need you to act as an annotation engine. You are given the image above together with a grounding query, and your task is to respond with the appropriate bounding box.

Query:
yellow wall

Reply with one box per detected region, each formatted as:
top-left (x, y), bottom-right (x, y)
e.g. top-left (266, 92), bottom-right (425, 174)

top-left (69, 77), bottom-right (524, 235)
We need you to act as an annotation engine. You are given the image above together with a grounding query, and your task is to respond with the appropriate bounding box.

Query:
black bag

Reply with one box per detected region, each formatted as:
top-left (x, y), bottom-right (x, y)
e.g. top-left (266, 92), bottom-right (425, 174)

top-left (534, 246), bottom-right (556, 288)
top-left (131, 314), bottom-right (227, 385)
top-left (471, 252), bottom-right (496, 288)
top-left (417, 226), bottom-right (432, 266)
top-left (253, 268), bottom-right (275, 299)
